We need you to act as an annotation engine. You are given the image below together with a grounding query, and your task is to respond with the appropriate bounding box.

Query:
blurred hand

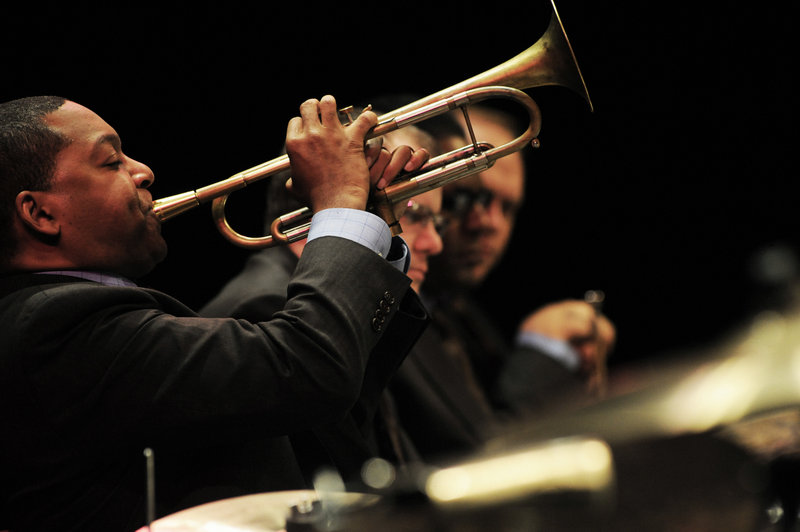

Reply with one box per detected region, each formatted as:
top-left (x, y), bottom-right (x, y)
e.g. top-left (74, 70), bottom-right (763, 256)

top-left (520, 299), bottom-right (617, 395)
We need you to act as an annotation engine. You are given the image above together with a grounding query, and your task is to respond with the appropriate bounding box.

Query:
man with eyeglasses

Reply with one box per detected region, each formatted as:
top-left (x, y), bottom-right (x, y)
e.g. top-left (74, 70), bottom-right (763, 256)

top-left (445, 105), bottom-right (615, 405)
top-left (400, 195), bottom-right (448, 294)
top-left (388, 104), bottom-right (617, 463)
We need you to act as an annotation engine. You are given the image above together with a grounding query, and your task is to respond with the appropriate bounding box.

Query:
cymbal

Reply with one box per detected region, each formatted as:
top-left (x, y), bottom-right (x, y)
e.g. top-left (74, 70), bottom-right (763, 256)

top-left (148, 490), bottom-right (381, 531)
top-left (388, 309), bottom-right (800, 530)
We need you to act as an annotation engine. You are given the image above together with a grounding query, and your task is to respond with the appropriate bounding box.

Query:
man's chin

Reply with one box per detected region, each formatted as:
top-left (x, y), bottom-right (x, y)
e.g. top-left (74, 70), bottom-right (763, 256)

top-left (129, 242), bottom-right (168, 280)
top-left (455, 256), bottom-right (493, 282)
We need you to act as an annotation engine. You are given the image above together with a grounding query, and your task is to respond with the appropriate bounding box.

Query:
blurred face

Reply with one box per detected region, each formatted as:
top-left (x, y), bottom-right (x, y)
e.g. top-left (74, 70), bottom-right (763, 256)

top-left (383, 127), bottom-right (444, 293)
top-left (435, 114), bottom-right (525, 288)
top-left (400, 189), bottom-right (444, 293)
top-left (41, 101), bottom-right (166, 278)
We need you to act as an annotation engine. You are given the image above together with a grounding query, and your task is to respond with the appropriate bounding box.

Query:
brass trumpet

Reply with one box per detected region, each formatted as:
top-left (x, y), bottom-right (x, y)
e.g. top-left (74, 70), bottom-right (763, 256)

top-left (152, 0), bottom-right (592, 249)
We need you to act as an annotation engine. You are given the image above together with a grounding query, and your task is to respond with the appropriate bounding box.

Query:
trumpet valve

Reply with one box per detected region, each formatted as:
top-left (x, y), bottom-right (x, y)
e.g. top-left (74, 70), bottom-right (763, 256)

top-left (338, 106), bottom-right (355, 125)
top-left (338, 104), bottom-right (373, 125)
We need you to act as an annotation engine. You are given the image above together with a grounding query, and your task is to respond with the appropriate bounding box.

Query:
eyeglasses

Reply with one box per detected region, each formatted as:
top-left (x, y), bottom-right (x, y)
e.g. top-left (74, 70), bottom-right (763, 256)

top-left (442, 187), bottom-right (519, 218)
top-left (403, 200), bottom-right (449, 233)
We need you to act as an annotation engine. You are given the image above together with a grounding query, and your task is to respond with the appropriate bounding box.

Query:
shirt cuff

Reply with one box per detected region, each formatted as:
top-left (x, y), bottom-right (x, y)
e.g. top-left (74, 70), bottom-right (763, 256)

top-left (308, 209), bottom-right (408, 272)
top-left (387, 236), bottom-right (410, 273)
top-left (516, 331), bottom-right (581, 372)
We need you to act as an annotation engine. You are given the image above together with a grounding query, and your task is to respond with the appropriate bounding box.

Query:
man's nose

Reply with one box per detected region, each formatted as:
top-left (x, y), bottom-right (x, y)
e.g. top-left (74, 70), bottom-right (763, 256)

top-left (128, 156), bottom-right (155, 188)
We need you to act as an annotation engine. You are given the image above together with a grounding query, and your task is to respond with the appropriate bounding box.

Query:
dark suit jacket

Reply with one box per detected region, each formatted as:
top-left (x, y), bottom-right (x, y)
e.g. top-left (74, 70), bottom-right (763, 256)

top-left (0, 237), bottom-right (418, 532)
top-left (388, 296), bottom-right (503, 461)
top-left (496, 345), bottom-right (587, 416)
top-left (389, 291), bottom-right (581, 462)
top-left (200, 245), bottom-right (429, 480)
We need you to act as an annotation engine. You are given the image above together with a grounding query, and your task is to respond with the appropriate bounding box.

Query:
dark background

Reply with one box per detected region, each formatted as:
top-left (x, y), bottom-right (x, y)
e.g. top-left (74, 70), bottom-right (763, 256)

top-left (2, 1), bottom-right (794, 370)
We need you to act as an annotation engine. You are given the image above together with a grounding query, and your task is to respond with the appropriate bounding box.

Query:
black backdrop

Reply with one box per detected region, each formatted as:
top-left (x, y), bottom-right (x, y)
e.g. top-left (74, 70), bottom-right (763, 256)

top-left (2, 1), bottom-right (794, 369)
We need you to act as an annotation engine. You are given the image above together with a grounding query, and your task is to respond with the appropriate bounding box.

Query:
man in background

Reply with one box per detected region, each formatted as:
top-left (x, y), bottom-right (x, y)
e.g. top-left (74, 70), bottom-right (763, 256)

top-left (389, 103), bottom-right (616, 461)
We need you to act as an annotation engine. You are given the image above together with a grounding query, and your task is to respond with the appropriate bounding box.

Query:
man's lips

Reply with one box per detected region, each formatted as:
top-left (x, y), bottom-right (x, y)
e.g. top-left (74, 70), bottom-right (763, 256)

top-left (454, 246), bottom-right (494, 264)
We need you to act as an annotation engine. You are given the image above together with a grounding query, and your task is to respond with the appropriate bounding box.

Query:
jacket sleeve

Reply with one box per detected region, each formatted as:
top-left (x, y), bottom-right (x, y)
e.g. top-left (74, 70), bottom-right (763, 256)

top-left (9, 237), bottom-right (414, 444)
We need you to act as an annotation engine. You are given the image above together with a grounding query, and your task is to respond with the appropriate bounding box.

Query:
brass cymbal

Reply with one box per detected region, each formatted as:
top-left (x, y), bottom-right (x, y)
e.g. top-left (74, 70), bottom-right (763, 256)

top-left (147, 490), bottom-right (381, 532)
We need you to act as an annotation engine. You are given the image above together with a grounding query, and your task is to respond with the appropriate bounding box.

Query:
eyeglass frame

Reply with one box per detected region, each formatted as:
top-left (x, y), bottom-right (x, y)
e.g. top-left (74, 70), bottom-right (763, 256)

top-left (402, 200), bottom-right (450, 234)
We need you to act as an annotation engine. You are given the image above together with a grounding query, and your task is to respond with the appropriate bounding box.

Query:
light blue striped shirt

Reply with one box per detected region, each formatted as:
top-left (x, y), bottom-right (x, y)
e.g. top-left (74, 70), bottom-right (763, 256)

top-left (308, 208), bottom-right (407, 271)
top-left (516, 331), bottom-right (581, 372)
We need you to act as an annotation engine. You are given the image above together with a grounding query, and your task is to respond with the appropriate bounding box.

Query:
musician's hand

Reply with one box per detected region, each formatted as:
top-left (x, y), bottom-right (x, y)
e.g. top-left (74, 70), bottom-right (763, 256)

top-left (520, 299), bottom-right (616, 377)
top-left (368, 144), bottom-right (431, 222)
top-left (285, 95), bottom-right (378, 212)
top-left (369, 144), bottom-right (431, 191)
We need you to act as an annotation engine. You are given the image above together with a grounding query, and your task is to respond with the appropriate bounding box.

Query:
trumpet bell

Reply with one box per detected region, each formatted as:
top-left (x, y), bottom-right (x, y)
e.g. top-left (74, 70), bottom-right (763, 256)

top-left (379, 0), bottom-right (593, 123)
top-left (499, 0), bottom-right (593, 110)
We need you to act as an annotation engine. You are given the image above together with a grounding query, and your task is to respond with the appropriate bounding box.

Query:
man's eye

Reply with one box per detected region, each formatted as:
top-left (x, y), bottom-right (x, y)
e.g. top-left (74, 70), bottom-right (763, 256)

top-left (105, 160), bottom-right (123, 169)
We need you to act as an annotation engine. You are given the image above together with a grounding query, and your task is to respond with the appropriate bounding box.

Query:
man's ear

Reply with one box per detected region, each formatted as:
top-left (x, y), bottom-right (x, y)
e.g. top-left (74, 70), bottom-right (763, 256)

top-left (15, 190), bottom-right (60, 237)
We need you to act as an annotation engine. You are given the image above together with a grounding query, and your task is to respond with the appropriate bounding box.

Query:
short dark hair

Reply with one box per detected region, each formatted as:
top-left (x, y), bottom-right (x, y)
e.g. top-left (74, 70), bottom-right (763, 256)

top-left (0, 95), bottom-right (69, 267)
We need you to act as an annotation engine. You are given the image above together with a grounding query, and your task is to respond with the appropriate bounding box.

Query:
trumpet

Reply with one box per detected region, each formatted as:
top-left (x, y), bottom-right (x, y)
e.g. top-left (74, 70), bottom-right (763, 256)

top-left (152, 0), bottom-right (592, 249)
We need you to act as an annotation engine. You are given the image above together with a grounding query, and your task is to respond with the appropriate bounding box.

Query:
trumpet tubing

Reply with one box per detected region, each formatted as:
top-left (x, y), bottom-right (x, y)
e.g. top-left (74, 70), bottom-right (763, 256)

top-left (152, 0), bottom-right (591, 249)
